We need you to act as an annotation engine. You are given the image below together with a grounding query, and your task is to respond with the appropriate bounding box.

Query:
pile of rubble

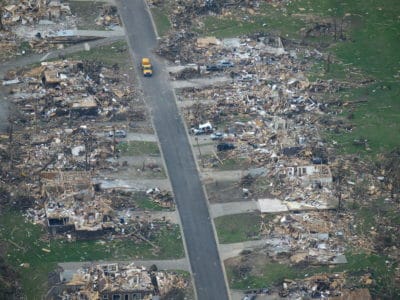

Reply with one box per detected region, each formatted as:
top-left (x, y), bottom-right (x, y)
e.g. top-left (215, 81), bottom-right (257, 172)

top-left (0, 0), bottom-right (124, 61)
top-left (157, 30), bottom-right (199, 63)
top-left (260, 210), bottom-right (351, 265)
top-left (278, 274), bottom-right (372, 299)
top-left (2, 59), bottom-right (143, 175)
top-left (0, 59), bottom-right (172, 243)
top-left (172, 34), bottom-right (369, 212)
top-left (52, 262), bottom-right (187, 300)
top-left (23, 170), bottom-right (174, 241)
top-left (165, 17), bottom-right (398, 295)
top-left (2, 0), bottom-right (71, 27)
top-left (4, 60), bottom-right (141, 125)
top-left (95, 5), bottom-right (121, 28)
top-left (146, 187), bottom-right (175, 209)
top-left (0, 0), bottom-right (75, 59)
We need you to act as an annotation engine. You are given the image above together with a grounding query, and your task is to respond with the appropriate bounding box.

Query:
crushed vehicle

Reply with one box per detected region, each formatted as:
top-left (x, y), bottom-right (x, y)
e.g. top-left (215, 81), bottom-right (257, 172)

top-left (217, 60), bottom-right (235, 68)
top-left (311, 156), bottom-right (329, 164)
top-left (191, 121), bottom-right (213, 135)
top-left (217, 143), bottom-right (235, 151)
top-left (206, 64), bottom-right (222, 72)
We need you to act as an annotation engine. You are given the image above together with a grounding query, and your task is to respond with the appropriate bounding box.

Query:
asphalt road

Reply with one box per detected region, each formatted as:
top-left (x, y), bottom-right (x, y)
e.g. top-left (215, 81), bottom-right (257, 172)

top-left (117, 0), bottom-right (230, 299)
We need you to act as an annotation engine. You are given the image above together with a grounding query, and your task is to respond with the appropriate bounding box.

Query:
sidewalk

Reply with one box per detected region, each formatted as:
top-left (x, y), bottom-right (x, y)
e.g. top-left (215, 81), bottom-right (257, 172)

top-left (59, 257), bottom-right (190, 273)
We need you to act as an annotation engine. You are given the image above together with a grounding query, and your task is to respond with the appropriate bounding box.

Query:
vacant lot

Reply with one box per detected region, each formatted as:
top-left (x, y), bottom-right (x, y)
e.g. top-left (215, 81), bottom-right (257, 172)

top-left (214, 213), bottom-right (262, 243)
top-left (206, 180), bottom-right (246, 204)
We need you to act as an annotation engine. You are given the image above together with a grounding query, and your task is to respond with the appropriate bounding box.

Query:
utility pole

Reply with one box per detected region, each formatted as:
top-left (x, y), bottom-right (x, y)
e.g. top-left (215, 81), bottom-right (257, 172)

top-left (195, 137), bottom-right (204, 168)
top-left (112, 126), bottom-right (116, 157)
top-left (8, 117), bottom-right (14, 169)
top-left (85, 135), bottom-right (92, 171)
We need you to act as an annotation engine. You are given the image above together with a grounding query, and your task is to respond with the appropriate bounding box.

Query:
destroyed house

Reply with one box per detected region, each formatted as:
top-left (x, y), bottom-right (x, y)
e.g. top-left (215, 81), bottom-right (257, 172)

top-left (96, 264), bottom-right (155, 300)
top-left (285, 165), bottom-right (332, 185)
top-left (42, 70), bottom-right (62, 87)
top-left (45, 199), bottom-right (115, 238)
top-left (53, 263), bottom-right (179, 300)
top-left (100, 289), bottom-right (153, 300)
top-left (48, 0), bottom-right (62, 20)
top-left (2, 0), bottom-right (71, 26)
top-left (41, 171), bottom-right (115, 238)
top-left (69, 95), bottom-right (99, 116)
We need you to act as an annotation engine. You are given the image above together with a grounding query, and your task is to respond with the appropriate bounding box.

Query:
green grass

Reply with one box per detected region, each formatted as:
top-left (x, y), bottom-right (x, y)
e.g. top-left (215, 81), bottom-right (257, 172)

top-left (197, 4), bottom-right (306, 39)
top-left (66, 41), bottom-right (130, 67)
top-left (214, 213), bottom-right (262, 243)
top-left (198, 17), bottom-right (269, 39)
top-left (325, 83), bottom-right (400, 156)
top-left (354, 205), bottom-right (376, 235)
top-left (227, 261), bottom-right (299, 288)
top-left (350, 198), bottom-right (399, 248)
top-left (0, 211), bottom-right (183, 299)
top-left (117, 141), bottom-right (160, 156)
top-left (287, 0), bottom-right (400, 81)
top-left (227, 252), bottom-right (399, 297)
top-left (135, 196), bottom-right (166, 211)
top-left (151, 7), bottom-right (172, 37)
top-left (286, 0), bottom-right (400, 155)
top-left (218, 158), bottom-right (251, 171)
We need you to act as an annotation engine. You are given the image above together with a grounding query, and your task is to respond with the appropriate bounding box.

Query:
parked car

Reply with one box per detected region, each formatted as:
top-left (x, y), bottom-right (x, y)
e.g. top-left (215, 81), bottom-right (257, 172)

top-left (108, 130), bottom-right (127, 138)
top-left (311, 157), bottom-right (328, 164)
top-left (242, 294), bottom-right (256, 300)
top-left (206, 64), bottom-right (222, 72)
top-left (217, 143), bottom-right (235, 151)
top-left (217, 60), bottom-right (235, 68)
top-left (210, 132), bottom-right (225, 140)
top-left (239, 73), bottom-right (253, 81)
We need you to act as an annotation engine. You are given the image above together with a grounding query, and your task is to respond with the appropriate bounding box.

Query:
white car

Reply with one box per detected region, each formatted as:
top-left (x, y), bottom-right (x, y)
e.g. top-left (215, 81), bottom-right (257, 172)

top-left (210, 132), bottom-right (225, 140)
top-left (108, 130), bottom-right (127, 138)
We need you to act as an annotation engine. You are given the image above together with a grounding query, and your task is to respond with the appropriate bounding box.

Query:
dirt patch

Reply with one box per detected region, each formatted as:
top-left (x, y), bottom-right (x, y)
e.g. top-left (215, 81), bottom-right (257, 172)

top-left (225, 251), bottom-right (268, 278)
top-left (206, 180), bottom-right (247, 203)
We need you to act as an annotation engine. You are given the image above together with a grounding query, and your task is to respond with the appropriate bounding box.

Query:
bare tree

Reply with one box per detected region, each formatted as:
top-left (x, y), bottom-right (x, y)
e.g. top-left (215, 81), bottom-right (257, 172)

top-left (0, 5), bottom-right (4, 31)
top-left (382, 148), bottom-right (400, 201)
top-left (332, 159), bottom-right (351, 212)
top-left (329, 0), bottom-right (346, 41)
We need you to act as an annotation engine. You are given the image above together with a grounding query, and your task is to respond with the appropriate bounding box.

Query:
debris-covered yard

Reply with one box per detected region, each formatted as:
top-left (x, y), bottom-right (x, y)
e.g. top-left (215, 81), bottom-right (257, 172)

top-left (0, 1), bottom-right (185, 298)
top-left (150, 0), bottom-right (400, 298)
top-left (0, 0), bottom-right (399, 299)
top-left (50, 262), bottom-right (189, 300)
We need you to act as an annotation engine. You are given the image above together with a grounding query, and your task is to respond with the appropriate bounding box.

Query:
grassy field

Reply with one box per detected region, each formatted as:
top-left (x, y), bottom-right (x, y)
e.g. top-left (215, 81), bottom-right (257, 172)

top-left (197, 4), bottom-right (305, 39)
top-left (218, 158), bottom-right (248, 171)
top-left (66, 40), bottom-right (131, 67)
top-left (285, 0), bottom-right (400, 156)
top-left (226, 251), bottom-right (398, 298)
top-left (135, 194), bottom-right (168, 211)
top-left (214, 213), bottom-right (262, 243)
top-left (0, 211), bottom-right (184, 299)
top-left (325, 82), bottom-right (400, 156)
top-left (117, 141), bottom-right (160, 156)
top-left (151, 7), bottom-right (172, 37)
